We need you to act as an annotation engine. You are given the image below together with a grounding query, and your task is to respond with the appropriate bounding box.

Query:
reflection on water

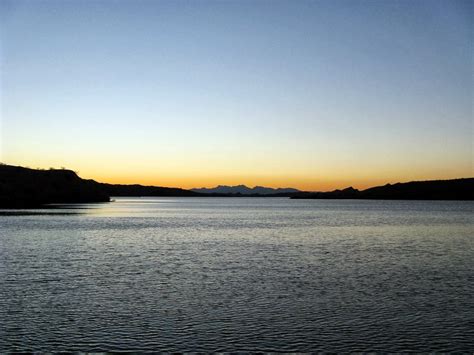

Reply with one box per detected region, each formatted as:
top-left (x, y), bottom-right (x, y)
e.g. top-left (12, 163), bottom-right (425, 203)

top-left (0, 211), bottom-right (86, 216)
top-left (0, 197), bottom-right (473, 352)
top-left (0, 203), bottom-right (108, 216)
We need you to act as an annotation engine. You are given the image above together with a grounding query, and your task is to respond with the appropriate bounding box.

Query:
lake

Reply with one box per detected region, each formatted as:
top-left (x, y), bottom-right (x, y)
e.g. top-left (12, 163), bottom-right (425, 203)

top-left (1, 197), bottom-right (473, 352)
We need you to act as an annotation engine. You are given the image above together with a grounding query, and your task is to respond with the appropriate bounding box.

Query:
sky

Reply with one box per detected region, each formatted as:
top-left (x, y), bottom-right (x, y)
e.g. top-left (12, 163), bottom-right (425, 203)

top-left (0, 0), bottom-right (472, 191)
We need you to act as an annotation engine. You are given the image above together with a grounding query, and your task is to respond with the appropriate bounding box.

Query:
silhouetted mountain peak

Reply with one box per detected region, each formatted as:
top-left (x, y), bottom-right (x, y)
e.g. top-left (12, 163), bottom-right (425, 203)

top-left (191, 184), bottom-right (301, 195)
top-left (342, 186), bottom-right (358, 192)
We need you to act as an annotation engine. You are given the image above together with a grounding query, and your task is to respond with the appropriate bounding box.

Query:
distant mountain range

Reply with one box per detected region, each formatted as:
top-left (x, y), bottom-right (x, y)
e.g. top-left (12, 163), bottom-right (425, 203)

top-left (191, 185), bottom-right (301, 195)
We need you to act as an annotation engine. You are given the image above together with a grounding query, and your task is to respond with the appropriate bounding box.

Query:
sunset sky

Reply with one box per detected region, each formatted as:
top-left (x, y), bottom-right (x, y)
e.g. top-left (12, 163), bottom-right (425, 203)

top-left (1, 0), bottom-right (472, 191)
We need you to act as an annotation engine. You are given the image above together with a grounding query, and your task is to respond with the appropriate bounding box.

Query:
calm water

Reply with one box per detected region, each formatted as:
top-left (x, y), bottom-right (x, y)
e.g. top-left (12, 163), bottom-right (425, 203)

top-left (1, 197), bottom-right (473, 352)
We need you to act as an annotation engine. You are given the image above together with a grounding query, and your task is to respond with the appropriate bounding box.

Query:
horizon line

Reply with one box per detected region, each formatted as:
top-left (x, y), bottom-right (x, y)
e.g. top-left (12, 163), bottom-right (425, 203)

top-left (2, 162), bottom-right (473, 193)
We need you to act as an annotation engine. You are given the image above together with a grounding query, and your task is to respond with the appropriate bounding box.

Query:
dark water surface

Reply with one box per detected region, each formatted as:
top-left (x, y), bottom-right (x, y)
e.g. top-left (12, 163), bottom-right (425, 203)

top-left (1, 198), bottom-right (473, 352)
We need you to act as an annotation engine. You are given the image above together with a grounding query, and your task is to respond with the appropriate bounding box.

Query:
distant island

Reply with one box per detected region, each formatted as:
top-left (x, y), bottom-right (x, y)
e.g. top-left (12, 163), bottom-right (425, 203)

top-left (191, 185), bottom-right (300, 195)
top-left (1, 163), bottom-right (473, 208)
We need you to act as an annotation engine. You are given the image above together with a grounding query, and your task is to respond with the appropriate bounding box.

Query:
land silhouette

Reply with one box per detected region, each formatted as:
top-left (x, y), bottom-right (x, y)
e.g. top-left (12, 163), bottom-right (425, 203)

top-left (0, 164), bottom-right (195, 208)
top-left (101, 183), bottom-right (199, 197)
top-left (0, 164), bottom-right (473, 208)
top-left (0, 164), bottom-right (110, 208)
top-left (291, 179), bottom-right (474, 200)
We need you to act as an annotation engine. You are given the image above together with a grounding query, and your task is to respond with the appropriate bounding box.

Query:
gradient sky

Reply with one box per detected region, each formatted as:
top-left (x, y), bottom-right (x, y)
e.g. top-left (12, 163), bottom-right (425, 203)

top-left (1, 0), bottom-right (472, 190)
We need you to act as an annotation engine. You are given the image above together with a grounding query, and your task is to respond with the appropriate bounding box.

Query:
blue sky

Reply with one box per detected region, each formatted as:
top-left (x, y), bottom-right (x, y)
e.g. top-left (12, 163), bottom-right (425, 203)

top-left (1, 0), bottom-right (472, 189)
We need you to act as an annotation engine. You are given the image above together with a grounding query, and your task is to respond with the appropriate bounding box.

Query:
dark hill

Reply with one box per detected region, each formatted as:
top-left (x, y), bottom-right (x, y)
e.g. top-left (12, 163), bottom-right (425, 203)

top-left (291, 178), bottom-right (474, 200)
top-left (0, 164), bottom-right (200, 208)
top-left (0, 164), bottom-right (110, 208)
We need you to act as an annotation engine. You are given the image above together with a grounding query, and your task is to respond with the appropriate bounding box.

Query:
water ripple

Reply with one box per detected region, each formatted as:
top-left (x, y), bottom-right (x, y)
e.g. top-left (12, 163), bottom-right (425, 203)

top-left (1, 198), bottom-right (473, 352)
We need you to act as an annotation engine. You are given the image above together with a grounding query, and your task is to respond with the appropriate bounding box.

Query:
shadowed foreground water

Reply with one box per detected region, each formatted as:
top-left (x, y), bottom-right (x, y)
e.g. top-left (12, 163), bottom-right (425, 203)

top-left (1, 198), bottom-right (473, 352)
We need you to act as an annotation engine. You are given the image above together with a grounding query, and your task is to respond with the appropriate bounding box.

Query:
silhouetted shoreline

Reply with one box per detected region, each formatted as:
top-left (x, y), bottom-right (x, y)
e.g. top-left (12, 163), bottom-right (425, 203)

top-left (291, 179), bottom-right (474, 200)
top-left (0, 164), bottom-right (473, 208)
